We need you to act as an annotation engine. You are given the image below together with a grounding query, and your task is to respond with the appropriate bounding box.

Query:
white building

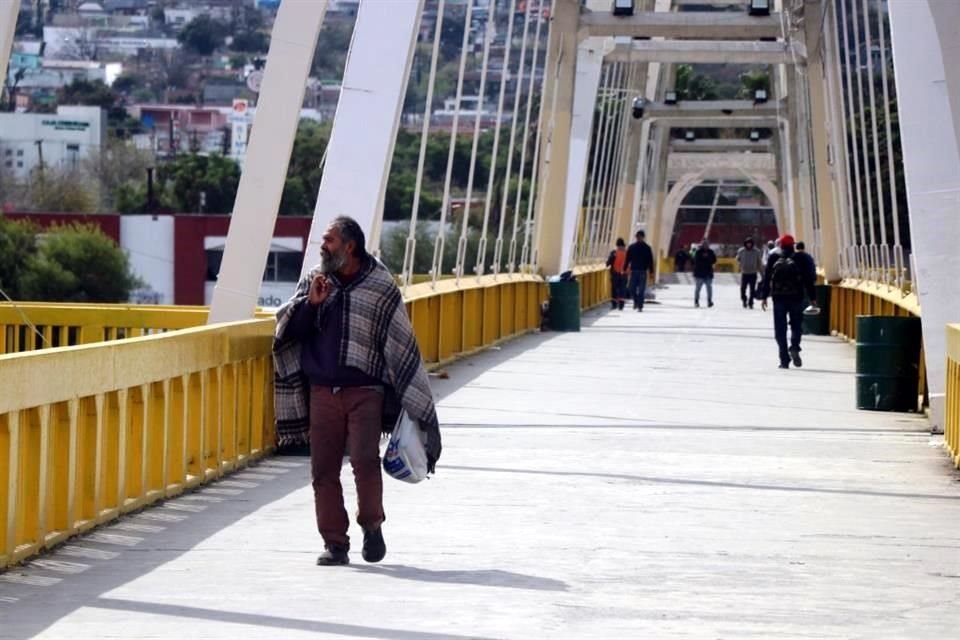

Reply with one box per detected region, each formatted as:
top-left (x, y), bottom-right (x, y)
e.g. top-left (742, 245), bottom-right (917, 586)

top-left (0, 106), bottom-right (105, 179)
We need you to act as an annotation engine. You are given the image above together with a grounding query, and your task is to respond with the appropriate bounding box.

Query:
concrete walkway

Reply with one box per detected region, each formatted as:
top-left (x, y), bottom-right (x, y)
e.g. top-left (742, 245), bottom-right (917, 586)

top-left (2, 280), bottom-right (960, 639)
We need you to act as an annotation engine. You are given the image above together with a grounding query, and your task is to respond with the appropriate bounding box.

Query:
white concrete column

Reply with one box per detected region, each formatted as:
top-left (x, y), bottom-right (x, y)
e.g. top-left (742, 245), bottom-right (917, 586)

top-left (208, 1), bottom-right (327, 323)
top-left (0, 1), bottom-right (18, 92)
top-left (888, 0), bottom-right (960, 431)
top-left (556, 41), bottom-right (605, 273)
top-left (301, 0), bottom-right (424, 275)
top-left (535, 0), bottom-right (580, 276)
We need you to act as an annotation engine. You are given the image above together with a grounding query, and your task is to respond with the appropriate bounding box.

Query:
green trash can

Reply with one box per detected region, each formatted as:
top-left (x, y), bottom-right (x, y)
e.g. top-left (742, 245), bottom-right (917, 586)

top-left (855, 316), bottom-right (922, 412)
top-left (802, 284), bottom-right (832, 336)
top-left (548, 279), bottom-right (581, 332)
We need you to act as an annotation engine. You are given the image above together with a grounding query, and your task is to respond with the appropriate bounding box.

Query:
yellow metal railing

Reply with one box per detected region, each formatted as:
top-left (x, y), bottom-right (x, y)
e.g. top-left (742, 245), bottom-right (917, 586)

top-left (576, 265), bottom-right (611, 311)
top-left (0, 303), bottom-right (211, 354)
top-left (0, 273), bottom-right (574, 569)
top-left (946, 325), bottom-right (960, 469)
top-left (0, 319), bottom-right (275, 569)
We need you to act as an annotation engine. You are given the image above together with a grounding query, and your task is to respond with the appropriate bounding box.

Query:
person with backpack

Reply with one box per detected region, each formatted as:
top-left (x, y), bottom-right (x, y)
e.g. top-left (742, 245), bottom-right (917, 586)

top-left (692, 238), bottom-right (717, 308)
top-left (758, 234), bottom-right (817, 368)
top-left (606, 238), bottom-right (629, 310)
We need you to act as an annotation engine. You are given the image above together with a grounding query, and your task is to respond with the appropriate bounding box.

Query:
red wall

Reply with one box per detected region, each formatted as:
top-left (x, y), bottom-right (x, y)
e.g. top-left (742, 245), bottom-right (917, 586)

top-left (173, 215), bottom-right (312, 305)
top-left (3, 211), bottom-right (121, 242)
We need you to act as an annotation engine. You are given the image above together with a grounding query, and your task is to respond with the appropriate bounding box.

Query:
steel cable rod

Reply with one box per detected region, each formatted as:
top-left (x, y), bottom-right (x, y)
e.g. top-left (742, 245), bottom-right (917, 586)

top-left (588, 62), bottom-right (624, 260)
top-left (519, 0), bottom-right (557, 273)
top-left (402, 0), bottom-right (447, 288)
top-left (454, 0), bottom-right (497, 284)
top-left (475, 0), bottom-right (519, 277)
top-left (578, 64), bottom-right (613, 264)
top-left (507, 3), bottom-right (546, 274)
top-left (492, 2), bottom-right (533, 277)
top-left (431, 0), bottom-right (476, 286)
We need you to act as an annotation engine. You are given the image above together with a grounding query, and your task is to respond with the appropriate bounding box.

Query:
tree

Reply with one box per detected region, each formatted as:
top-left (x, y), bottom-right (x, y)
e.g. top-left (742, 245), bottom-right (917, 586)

top-left (279, 120), bottom-right (330, 215)
top-left (157, 153), bottom-right (241, 213)
top-left (0, 217), bottom-right (39, 300)
top-left (58, 79), bottom-right (117, 109)
top-left (86, 138), bottom-right (156, 211)
top-left (18, 224), bottom-right (142, 303)
top-left (310, 19), bottom-right (355, 81)
top-left (177, 15), bottom-right (228, 56)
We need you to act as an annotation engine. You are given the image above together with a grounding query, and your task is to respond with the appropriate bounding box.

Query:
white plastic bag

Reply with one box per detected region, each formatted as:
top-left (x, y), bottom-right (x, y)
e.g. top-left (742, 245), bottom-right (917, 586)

top-left (383, 410), bottom-right (428, 483)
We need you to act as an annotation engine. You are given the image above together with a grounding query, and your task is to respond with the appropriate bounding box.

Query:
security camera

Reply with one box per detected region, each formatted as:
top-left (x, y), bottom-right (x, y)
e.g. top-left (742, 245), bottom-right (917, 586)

top-left (631, 96), bottom-right (645, 119)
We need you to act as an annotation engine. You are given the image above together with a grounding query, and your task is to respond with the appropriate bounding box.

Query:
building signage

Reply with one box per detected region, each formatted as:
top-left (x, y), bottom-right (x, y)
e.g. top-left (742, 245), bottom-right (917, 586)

top-left (41, 119), bottom-right (90, 132)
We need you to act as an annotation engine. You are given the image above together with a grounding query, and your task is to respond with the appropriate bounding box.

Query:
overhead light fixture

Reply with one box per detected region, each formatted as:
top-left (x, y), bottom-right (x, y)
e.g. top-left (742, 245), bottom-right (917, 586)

top-left (748, 0), bottom-right (771, 17)
top-left (684, 130), bottom-right (695, 142)
top-left (664, 91), bottom-right (678, 105)
top-left (631, 96), bottom-right (646, 119)
top-left (754, 88), bottom-right (769, 104)
top-left (612, 0), bottom-right (635, 17)
top-left (750, 130), bottom-right (761, 142)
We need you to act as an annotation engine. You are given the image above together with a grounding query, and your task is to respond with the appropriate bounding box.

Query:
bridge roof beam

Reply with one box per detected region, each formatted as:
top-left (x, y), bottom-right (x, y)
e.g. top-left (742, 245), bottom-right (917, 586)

top-left (605, 40), bottom-right (805, 65)
top-left (579, 11), bottom-right (783, 41)
top-left (669, 138), bottom-right (773, 152)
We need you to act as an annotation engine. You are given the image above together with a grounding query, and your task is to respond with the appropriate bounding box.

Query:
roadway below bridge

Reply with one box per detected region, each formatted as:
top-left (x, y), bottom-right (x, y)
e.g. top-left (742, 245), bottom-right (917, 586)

top-left (2, 279), bottom-right (959, 638)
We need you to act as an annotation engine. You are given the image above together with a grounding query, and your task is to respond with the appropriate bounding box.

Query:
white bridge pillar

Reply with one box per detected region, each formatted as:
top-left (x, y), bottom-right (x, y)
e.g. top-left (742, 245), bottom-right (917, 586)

top-left (888, 0), bottom-right (960, 431)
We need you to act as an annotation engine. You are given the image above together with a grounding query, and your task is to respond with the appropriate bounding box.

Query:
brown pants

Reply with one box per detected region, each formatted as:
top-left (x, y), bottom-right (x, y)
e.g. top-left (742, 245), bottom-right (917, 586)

top-left (309, 386), bottom-right (385, 549)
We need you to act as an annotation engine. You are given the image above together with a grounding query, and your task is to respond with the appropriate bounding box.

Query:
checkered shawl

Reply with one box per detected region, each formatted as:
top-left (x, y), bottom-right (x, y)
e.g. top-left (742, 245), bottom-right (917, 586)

top-left (272, 257), bottom-right (441, 467)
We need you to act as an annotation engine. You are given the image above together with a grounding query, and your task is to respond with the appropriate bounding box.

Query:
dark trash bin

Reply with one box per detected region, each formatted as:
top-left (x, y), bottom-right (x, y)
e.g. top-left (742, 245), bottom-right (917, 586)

top-left (548, 278), bottom-right (581, 332)
top-left (802, 284), bottom-right (832, 336)
top-left (855, 315), bottom-right (922, 412)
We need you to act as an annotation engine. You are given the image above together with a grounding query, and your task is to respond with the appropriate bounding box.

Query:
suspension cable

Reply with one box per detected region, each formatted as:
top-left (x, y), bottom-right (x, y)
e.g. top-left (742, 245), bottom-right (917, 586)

top-left (475, 0), bottom-right (519, 277)
top-left (492, 3), bottom-right (533, 276)
top-left (519, 0), bottom-right (557, 273)
top-left (402, 0), bottom-right (447, 288)
top-left (850, 0), bottom-right (876, 281)
top-left (580, 64), bottom-right (614, 264)
top-left (598, 63), bottom-right (634, 254)
top-left (839, 0), bottom-right (867, 274)
top-left (454, 0), bottom-right (497, 284)
top-left (507, 2), bottom-right (546, 273)
top-left (430, 0), bottom-right (476, 286)
top-left (875, 0), bottom-right (905, 288)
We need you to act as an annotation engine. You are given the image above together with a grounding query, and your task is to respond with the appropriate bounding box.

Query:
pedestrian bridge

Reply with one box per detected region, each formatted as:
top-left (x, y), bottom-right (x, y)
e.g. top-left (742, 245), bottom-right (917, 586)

top-left (3, 0), bottom-right (960, 636)
top-left (2, 280), bottom-right (959, 638)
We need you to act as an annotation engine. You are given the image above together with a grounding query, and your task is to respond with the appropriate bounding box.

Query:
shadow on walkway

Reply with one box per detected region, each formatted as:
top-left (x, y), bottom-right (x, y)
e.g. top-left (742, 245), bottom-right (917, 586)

top-left (351, 564), bottom-right (568, 592)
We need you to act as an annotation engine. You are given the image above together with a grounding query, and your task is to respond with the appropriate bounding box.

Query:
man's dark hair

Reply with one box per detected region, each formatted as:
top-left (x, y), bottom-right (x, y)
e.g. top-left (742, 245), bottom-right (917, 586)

top-left (636, 230), bottom-right (645, 239)
top-left (616, 238), bottom-right (625, 247)
top-left (330, 216), bottom-right (367, 258)
top-left (796, 241), bottom-right (806, 251)
top-left (745, 236), bottom-right (754, 245)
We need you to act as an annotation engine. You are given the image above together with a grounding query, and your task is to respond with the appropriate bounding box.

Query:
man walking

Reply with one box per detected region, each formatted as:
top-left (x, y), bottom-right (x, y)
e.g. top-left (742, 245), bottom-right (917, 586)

top-left (692, 238), bottom-right (717, 308)
top-left (625, 230), bottom-right (654, 311)
top-left (758, 234), bottom-right (817, 368)
top-left (274, 216), bottom-right (442, 566)
top-left (606, 238), bottom-right (629, 310)
top-left (736, 237), bottom-right (764, 309)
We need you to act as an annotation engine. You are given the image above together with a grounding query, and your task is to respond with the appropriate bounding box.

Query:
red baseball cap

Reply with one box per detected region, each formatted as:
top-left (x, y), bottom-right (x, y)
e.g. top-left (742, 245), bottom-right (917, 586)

top-left (779, 234), bottom-right (795, 248)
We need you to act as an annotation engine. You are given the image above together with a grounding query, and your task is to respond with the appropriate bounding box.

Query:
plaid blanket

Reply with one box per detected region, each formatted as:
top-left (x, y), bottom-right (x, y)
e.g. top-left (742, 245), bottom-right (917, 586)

top-left (273, 257), bottom-right (441, 470)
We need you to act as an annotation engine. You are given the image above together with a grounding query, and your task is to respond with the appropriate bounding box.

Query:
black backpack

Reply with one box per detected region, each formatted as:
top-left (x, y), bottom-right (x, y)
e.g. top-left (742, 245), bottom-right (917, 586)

top-left (770, 255), bottom-right (804, 297)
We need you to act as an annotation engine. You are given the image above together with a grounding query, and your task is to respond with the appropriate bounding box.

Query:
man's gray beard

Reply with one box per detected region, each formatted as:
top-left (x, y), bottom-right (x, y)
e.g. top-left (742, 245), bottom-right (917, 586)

top-left (319, 250), bottom-right (346, 274)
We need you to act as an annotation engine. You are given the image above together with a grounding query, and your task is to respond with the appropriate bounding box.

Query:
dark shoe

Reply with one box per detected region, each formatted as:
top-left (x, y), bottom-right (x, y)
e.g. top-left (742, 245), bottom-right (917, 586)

top-left (708, 302), bottom-right (715, 308)
top-left (636, 306), bottom-right (643, 312)
top-left (362, 527), bottom-right (386, 563)
top-left (611, 301), bottom-right (617, 310)
top-left (742, 300), bottom-right (748, 308)
top-left (789, 348), bottom-right (803, 368)
top-left (618, 301), bottom-right (625, 311)
top-left (694, 302), bottom-right (700, 308)
top-left (317, 546), bottom-right (350, 566)
top-left (778, 362), bottom-right (789, 369)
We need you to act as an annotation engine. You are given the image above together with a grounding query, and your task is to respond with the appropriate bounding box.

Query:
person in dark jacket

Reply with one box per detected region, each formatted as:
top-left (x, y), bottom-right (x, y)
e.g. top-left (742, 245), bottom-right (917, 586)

top-left (758, 234), bottom-right (817, 368)
top-left (692, 239), bottom-right (717, 308)
top-left (625, 230), bottom-right (654, 311)
top-left (674, 248), bottom-right (689, 273)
